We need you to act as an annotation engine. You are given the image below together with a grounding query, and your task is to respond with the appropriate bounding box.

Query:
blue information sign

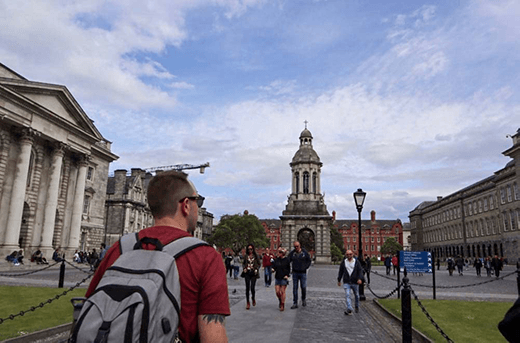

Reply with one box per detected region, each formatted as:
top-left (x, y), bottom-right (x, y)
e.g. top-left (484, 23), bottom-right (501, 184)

top-left (399, 251), bottom-right (432, 273)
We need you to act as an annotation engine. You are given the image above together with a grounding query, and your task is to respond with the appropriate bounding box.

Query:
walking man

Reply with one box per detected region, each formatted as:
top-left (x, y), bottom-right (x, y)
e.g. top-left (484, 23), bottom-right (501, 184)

top-left (384, 255), bottom-right (392, 275)
top-left (263, 249), bottom-right (274, 287)
top-left (364, 254), bottom-right (372, 284)
top-left (86, 171), bottom-right (230, 343)
top-left (289, 240), bottom-right (312, 309)
top-left (337, 250), bottom-right (364, 315)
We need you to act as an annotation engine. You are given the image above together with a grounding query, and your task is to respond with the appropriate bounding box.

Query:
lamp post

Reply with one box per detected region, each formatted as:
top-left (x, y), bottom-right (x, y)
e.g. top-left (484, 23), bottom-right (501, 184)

top-left (353, 188), bottom-right (366, 301)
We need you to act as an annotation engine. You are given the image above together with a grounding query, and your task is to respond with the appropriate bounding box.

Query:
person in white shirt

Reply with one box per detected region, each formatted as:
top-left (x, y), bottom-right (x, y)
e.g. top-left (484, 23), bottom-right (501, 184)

top-left (337, 250), bottom-right (364, 315)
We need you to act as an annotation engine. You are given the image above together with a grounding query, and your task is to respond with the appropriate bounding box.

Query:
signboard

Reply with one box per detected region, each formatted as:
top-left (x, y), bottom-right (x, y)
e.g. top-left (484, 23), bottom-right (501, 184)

top-left (399, 251), bottom-right (433, 273)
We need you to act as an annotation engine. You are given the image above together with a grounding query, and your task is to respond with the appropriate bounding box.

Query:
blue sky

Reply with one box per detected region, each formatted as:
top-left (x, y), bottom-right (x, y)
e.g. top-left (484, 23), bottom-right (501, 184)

top-left (1, 0), bottom-right (518, 222)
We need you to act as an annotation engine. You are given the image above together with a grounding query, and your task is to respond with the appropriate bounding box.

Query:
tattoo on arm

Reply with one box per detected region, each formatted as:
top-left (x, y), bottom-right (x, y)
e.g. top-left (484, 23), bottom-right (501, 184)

top-left (202, 314), bottom-right (226, 325)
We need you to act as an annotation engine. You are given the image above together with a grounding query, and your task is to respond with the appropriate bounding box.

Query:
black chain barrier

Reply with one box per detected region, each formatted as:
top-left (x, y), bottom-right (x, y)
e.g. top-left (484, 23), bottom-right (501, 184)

top-left (409, 286), bottom-right (454, 343)
top-left (0, 261), bottom-right (61, 277)
top-left (366, 282), bottom-right (402, 299)
top-left (64, 260), bottom-right (94, 274)
top-left (372, 270), bottom-right (402, 282)
top-left (0, 271), bottom-right (93, 325)
top-left (408, 270), bottom-right (516, 289)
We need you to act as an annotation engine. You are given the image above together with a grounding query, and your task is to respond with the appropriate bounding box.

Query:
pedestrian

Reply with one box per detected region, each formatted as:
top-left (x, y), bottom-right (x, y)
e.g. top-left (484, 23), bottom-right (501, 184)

top-left (52, 247), bottom-right (64, 262)
top-left (242, 243), bottom-right (261, 310)
top-left (364, 254), bottom-right (371, 284)
top-left (447, 257), bottom-right (455, 276)
top-left (232, 253), bottom-right (240, 279)
top-left (484, 256), bottom-right (492, 277)
top-left (491, 255), bottom-right (503, 278)
top-left (455, 255), bottom-right (464, 276)
top-left (263, 249), bottom-right (274, 287)
top-left (6, 251), bottom-right (20, 265)
top-left (392, 254), bottom-right (398, 275)
top-left (89, 248), bottom-right (99, 271)
top-left (337, 250), bottom-right (364, 315)
top-left (436, 258), bottom-right (440, 270)
top-left (85, 170), bottom-right (229, 342)
top-left (225, 252), bottom-right (233, 278)
top-left (473, 257), bottom-right (483, 276)
top-left (272, 248), bottom-right (291, 311)
top-left (289, 240), bottom-right (312, 309)
top-left (384, 255), bottom-right (392, 275)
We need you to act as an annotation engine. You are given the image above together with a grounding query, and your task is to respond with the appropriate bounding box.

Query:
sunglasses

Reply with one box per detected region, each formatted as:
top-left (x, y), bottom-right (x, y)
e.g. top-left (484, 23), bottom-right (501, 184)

top-left (180, 195), bottom-right (204, 207)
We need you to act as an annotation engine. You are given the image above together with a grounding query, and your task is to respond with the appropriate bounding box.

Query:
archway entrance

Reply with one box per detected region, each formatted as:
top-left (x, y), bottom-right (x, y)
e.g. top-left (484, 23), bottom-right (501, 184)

top-left (297, 228), bottom-right (315, 255)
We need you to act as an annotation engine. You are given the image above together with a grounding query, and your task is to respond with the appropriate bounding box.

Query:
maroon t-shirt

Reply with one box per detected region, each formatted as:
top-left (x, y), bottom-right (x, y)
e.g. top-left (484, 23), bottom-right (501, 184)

top-left (86, 226), bottom-right (230, 342)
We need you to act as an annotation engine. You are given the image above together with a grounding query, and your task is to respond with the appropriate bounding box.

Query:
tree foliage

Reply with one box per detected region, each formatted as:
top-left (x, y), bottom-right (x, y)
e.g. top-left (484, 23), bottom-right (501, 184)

top-left (380, 237), bottom-right (403, 256)
top-left (207, 211), bottom-right (269, 255)
top-left (330, 225), bottom-right (345, 254)
top-left (330, 243), bottom-right (343, 263)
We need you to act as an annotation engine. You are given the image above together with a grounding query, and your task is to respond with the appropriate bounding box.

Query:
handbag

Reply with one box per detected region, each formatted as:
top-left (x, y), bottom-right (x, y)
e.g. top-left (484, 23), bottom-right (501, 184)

top-left (240, 270), bottom-right (246, 278)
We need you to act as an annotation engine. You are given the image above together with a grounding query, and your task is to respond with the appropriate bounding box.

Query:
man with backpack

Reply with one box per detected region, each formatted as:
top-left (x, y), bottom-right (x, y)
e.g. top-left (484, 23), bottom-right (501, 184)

top-left (79, 171), bottom-right (230, 343)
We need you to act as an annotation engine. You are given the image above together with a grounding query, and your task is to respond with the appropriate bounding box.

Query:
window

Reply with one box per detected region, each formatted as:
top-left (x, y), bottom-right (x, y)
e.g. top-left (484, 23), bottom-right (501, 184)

top-left (478, 200), bottom-right (482, 213)
top-left (490, 196), bottom-right (494, 209)
top-left (83, 195), bottom-right (91, 214)
top-left (353, 237), bottom-right (356, 242)
top-left (510, 210), bottom-right (516, 231)
top-left (500, 188), bottom-right (506, 204)
top-left (507, 185), bottom-right (512, 202)
top-left (295, 172), bottom-right (299, 193)
top-left (371, 245), bottom-right (374, 251)
top-left (371, 237), bottom-right (374, 242)
top-left (312, 172), bottom-right (317, 193)
top-left (514, 183), bottom-right (519, 201)
top-left (468, 203), bottom-right (473, 215)
top-left (86, 166), bottom-right (94, 181)
top-left (303, 172), bottom-right (309, 194)
top-left (347, 237), bottom-right (350, 242)
top-left (365, 245), bottom-right (369, 251)
top-left (503, 213), bottom-right (509, 231)
top-left (484, 198), bottom-right (488, 211)
top-left (377, 237), bottom-right (380, 243)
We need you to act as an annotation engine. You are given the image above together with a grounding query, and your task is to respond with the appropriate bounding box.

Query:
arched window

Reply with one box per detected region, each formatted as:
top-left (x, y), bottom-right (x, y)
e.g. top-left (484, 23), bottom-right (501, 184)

top-left (312, 172), bottom-right (317, 193)
top-left (295, 172), bottom-right (299, 193)
top-left (303, 172), bottom-right (309, 194)
top-left (27, 150), bottom-right (35, 188)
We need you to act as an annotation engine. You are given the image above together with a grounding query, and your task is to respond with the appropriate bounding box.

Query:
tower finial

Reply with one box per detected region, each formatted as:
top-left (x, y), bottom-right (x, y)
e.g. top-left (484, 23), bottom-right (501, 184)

top-left (304, 120), bottom-right (308, 129)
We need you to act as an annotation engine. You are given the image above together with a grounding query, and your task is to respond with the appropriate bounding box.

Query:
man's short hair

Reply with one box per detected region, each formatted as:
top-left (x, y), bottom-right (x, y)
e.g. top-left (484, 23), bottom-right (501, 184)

top-left (147, 170), bottom-right (197, 219)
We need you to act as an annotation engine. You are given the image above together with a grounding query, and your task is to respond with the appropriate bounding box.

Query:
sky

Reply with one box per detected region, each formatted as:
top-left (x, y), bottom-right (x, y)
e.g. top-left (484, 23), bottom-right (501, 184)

top-left (1, 0), bottom-right (519, 223)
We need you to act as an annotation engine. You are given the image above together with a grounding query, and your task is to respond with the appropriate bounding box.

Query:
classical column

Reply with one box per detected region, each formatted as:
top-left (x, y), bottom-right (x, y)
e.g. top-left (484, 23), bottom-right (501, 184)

top-left (3, 129), bottom-right (36, 253)
top-left (66, 154), bottom-right (89, 253)
top-left (40, 143), bottom-right (66, 251)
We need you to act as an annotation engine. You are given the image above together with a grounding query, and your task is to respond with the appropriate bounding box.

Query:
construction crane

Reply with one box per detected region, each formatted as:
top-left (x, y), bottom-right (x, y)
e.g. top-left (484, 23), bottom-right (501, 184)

top-left (145, 162), bottom-right (210, 174)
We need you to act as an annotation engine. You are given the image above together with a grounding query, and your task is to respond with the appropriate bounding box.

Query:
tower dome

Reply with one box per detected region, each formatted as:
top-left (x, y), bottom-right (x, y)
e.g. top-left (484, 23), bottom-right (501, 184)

top-left (291, 128), bottom-right (321, 165)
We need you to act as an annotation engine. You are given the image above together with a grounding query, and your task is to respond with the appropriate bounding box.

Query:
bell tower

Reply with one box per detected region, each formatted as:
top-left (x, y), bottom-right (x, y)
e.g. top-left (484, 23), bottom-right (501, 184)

top-left (280, 124), bottom-right (332, 263)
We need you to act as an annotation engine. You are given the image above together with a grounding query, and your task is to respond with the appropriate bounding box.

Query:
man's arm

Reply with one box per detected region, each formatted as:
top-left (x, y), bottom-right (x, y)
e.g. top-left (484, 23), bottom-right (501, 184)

top-left (198, 314), bottom-right (228, 343)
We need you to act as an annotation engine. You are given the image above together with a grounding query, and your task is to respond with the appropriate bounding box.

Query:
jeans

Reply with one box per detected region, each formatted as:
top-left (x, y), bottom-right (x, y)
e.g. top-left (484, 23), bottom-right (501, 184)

top-left (292, 272), bottom-right (307, 304)
top-left (264, 267), bottom-right (272, 286)
top-left (343, 283), bottom-right (359, 311)
top-left (244, 273), bottom-right (257, 302)
top-left (233, 266), bottom-right (239, 279)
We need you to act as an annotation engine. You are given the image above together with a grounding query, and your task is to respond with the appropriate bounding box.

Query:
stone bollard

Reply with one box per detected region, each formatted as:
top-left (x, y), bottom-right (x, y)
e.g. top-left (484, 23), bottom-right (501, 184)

top-left (401, 267), bottom-right (412, 343)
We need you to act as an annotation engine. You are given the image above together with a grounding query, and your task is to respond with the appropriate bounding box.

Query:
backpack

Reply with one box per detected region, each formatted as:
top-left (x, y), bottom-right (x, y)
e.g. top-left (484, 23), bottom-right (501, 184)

top-left (70, 233), bottom-right (208, 343)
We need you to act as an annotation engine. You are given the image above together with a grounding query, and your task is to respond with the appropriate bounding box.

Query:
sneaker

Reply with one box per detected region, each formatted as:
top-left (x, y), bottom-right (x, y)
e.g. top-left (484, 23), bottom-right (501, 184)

top-left (302, 300), bottom-right (306, 307)
top-left (355, 307), bottom-right (359, 313)
top-left (344, 309), bottom-right (352, 315)
top-left (291, 304), bottom-right (298, 309)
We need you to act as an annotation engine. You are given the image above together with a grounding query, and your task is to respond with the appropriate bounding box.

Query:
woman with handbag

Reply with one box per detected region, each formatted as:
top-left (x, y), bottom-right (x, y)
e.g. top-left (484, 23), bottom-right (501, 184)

top-left (272, 248), bottom-right (291, 311)
top-left (242, 243), bottom-right (260, 310)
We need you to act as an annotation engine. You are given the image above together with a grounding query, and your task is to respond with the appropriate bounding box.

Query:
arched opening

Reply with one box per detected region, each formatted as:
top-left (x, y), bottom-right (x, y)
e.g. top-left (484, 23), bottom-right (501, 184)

top-left (312, 172), bottom-right (317, 193)
top-left (19, 202), bottom-right (31, 249)
top-left (295, 172), bottom-right (299, 193)
top-left (297, 228), bottom-right (315, 256)
top-left (303, 172), bottom-right (309, 194)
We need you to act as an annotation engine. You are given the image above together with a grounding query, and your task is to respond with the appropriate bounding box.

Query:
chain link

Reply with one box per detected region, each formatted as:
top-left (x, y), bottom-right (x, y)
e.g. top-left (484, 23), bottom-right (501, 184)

top-left (64, 260), bottom-right (94, 274)
top-left (0, 261), bottom-right (60, 277)
top-left (407, 270), bottom-right (516, 289)
top-left (409, 286), bottom-right (454, 342)
top-left (366, 282), bottom-right (402, 299)
top-left (0, 272), bottom-right (93, 325)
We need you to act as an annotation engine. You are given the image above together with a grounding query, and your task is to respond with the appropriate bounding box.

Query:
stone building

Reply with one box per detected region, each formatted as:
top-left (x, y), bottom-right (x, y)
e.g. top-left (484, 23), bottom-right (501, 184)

top-left (333, 210), bottom-right (403, 261)
top-left (0, 63), bottom-right (118, 259)
top-left (280, 127), bottom-right (333, 263)
top-left (104, 168), bottom-right (214, 244)
top-left (409, 129), bottom-right (520, 260)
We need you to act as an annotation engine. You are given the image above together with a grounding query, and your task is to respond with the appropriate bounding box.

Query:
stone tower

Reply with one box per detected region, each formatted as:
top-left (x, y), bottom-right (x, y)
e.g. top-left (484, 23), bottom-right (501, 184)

top-left (280, 126), bottom-right (332, 263)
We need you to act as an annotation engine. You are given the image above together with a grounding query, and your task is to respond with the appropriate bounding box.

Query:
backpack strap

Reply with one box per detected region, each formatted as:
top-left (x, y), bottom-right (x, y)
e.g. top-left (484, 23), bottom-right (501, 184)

top-left (163, 236), bottom-right (209, 259)
top-left (119, 233), bottom-right (139, 255)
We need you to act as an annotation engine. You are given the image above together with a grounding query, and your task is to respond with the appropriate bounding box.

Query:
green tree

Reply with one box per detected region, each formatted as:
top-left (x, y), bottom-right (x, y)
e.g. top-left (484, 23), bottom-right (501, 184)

top-left (330, 225), bottom-right (345, 254)
top-left (330, 243), bottom-right (343, 264)
top-left (380, 237), bottom-right (403, 256)
top-left (207, 210), bottom-right (269, 255)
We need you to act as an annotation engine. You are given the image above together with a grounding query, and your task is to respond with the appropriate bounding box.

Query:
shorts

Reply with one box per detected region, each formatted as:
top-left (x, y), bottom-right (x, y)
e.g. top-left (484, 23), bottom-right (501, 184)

top-left (275, 278), bottom-right (289, 286)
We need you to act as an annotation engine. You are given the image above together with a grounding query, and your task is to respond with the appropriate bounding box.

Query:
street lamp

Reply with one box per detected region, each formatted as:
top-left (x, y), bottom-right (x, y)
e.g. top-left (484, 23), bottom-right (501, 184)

top-left (353, 188), bottom-right (366, 301)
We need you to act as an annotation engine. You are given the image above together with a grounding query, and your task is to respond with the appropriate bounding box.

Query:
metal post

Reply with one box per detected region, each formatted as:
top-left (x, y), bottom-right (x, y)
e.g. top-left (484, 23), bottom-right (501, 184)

top-left (358, 208), bottom-right (366, 301)
top-left (401, 267), bottom-right (412, 343)
top-left (517, 261), bottom-right (520, 297)
top-left (397, 253), bottom-right (400, 299)
top-left (59, 259), bottom-right (65, 288)
top-left (432, 251), bottom-right (436, 300)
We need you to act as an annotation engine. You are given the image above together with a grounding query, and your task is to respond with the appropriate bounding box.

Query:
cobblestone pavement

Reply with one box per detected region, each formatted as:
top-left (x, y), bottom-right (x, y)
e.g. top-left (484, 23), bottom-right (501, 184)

top-left (1, 262), bottom-right (518, 342)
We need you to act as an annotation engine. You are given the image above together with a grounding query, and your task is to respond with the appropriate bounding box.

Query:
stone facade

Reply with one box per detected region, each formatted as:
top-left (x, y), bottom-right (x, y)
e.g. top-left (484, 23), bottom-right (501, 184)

top-left (409, 129), bottom-right (520, 260)
top-left (280, 127), bottom-right (332, 263)
top-left (0, 63), bottom-right (118, 259)
top-left (104, 168), bottom-right (214, 244)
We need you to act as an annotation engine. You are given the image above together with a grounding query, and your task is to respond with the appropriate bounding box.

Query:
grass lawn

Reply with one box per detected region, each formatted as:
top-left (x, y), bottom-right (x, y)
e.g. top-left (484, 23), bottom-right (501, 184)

top-left (0, 285), bottom-right (86, 340)
top-left (378, 298), bottom-right (512, 343)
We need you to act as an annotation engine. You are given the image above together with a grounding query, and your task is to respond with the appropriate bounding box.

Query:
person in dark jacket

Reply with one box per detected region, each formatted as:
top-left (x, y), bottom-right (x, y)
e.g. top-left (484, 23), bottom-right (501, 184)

top-left (364, 254), bottom-right (372, 284)
top-left (491, 255), bottom-right (503, 278)
top-left (272, 248), bottom-right (291, 311)
top-left (384, 255), bottom-right (392, 275)
top-left (455, 255), bottom-right (464, 276)
top-left (242, 243), bottom-right (261, 310)
top-left (337, 250), bottom-right (364, 315)
top-left (288, 240), bottom-right (312, 309)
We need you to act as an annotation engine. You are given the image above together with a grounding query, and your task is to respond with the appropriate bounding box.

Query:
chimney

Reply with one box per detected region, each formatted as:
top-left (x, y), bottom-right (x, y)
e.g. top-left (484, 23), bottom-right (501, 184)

top-left (437, 196), bottom-right (443, 201)
top-left (371, 210), bottom-right (376, 222)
